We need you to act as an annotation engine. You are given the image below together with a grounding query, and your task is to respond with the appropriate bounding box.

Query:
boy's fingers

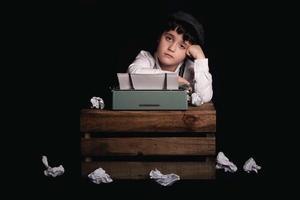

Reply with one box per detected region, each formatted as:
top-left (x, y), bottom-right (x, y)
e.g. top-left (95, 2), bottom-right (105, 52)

top-left (186, 50), bottom-right (191, 57)
top-left (178, 77), bottom-right (189, 86)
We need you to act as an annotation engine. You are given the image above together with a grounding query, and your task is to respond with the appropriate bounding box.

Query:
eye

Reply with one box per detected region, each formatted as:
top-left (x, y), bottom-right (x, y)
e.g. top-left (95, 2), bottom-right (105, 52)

top-left (165, 36), bottom-right (172, 41)
top-left (179, 44), bottom-right (187, 49)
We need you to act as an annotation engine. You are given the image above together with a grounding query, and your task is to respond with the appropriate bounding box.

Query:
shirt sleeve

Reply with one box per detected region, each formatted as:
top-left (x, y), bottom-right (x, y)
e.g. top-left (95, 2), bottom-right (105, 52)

top-left (127, 50), bottom-right (171, 74)
top-left (192, 58), bottom-right (213, 104)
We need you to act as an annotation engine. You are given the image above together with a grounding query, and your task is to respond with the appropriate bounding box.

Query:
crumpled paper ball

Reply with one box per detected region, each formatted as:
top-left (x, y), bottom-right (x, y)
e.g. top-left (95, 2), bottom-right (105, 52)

top-left (88, 168), bottom-right (113, 184)
top-left (243, 157), bottom-right (261, 173)
top-left (90, 96), bottom-right (105, 109)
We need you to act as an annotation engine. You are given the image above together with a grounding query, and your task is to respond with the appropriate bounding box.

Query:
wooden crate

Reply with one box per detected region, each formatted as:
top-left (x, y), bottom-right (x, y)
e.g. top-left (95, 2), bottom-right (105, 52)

top-left (80, 102), bottom-right (216, 180)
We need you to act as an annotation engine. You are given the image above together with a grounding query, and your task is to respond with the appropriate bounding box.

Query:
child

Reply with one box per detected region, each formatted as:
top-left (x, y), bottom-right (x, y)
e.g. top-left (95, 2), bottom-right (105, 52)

top-left (127, 11), bottom-right (213, 106)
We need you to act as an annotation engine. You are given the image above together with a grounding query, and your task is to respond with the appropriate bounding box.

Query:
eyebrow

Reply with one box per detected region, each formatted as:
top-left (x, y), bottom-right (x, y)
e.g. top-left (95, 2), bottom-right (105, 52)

top-left (164, 32), bottom-right (189, 46)
top-left (164, 32), bottom-right (174, 38)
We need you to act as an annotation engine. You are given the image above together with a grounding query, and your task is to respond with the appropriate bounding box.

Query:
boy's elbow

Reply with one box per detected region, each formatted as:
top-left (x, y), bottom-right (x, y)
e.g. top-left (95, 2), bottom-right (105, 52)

top-left (128, 64), bottom-right (144, 74)
top-left (127, 65), bottom-right (136, 74)
top-left (202, 90), bottom-right (213, 103)
top-left (194, 84), bottom-right (213, 104)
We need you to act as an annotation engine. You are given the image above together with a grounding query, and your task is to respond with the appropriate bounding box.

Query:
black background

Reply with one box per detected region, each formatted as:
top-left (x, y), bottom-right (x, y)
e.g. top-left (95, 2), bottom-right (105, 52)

top-left (8, 0), bottom-right (296, 197)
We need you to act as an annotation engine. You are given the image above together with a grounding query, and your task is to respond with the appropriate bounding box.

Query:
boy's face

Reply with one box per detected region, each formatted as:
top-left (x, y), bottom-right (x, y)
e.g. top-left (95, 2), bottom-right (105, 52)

top-left (156, 30), bottom-right (191, 68)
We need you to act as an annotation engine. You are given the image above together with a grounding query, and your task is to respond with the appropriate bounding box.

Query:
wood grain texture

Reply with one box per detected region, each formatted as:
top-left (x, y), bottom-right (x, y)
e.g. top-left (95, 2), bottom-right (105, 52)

top-left (80, 102), bottom-right (216, 132)
top-left (82, 160), bottom-right (215, 179)
top-left (81, 137), bottom-right (215, 156)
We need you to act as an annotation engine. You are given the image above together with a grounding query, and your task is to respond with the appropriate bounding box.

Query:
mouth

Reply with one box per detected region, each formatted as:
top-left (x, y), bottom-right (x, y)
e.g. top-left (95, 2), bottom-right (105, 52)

top-left (164, 53), bottom-right (174, 58)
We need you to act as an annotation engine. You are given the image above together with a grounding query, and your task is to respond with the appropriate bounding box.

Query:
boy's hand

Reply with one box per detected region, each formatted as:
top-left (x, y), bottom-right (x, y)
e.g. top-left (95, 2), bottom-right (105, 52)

top-left (186, 45), bottom-right (205, 60)
top-left (178, 76), bottom-right (192, 91)
top-left (178, 76), bottom-right (190, 85)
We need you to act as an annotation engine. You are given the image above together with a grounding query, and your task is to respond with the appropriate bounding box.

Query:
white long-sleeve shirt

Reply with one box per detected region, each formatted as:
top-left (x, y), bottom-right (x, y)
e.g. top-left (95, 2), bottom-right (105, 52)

top-left (127, 50), bottom-right (213, 105)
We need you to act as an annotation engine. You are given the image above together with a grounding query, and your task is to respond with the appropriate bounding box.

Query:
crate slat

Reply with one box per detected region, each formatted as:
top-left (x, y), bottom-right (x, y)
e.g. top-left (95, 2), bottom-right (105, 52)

top-left (81, 137), bottom-right (215, 156)
top-left (80, 103), bottom-right (216, 132)
top-left (82, 160), bottom-right (215, 179)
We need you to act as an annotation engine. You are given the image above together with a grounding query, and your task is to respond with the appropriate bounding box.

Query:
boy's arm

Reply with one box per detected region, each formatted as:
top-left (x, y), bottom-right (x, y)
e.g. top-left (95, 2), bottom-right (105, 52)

top-left (186, 45), bottom-right (213, 105)
top-left (127, 50), bottom-right (172, 74)
top-left (192, 58), bottom-right (213, 104)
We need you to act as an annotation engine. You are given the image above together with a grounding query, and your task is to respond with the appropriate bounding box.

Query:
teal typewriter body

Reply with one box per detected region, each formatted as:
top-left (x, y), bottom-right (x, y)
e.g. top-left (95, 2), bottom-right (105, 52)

top-left (112, 89), bottom-right (188, 110)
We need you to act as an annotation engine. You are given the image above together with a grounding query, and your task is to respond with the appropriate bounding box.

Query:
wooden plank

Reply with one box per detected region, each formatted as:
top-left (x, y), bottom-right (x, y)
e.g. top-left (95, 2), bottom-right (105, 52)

top-left (81, 160), bottom-right (215, 179)
top-left (81, 137), bottom-right (215, 156)
top-left (80, 102), bottom-right (216, 132)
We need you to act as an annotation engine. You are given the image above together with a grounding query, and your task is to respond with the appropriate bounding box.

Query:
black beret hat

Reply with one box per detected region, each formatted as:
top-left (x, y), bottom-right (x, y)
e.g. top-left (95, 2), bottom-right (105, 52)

top-left (170, 11), bottom-right (205, 47)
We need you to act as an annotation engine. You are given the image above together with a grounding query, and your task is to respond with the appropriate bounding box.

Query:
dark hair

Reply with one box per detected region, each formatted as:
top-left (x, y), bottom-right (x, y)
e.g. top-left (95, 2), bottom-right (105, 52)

top-left (158, 11), bottom-right (205, 47)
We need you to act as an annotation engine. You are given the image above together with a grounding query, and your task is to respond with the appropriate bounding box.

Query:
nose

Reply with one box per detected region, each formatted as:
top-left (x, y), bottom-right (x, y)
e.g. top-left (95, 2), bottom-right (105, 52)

top-left (168, 42), bottom-right (177, 52)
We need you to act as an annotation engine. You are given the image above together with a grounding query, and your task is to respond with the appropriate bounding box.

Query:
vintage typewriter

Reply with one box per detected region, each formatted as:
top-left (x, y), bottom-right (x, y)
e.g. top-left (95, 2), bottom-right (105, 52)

top-left (112, 73), bottom-right (188, 110)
